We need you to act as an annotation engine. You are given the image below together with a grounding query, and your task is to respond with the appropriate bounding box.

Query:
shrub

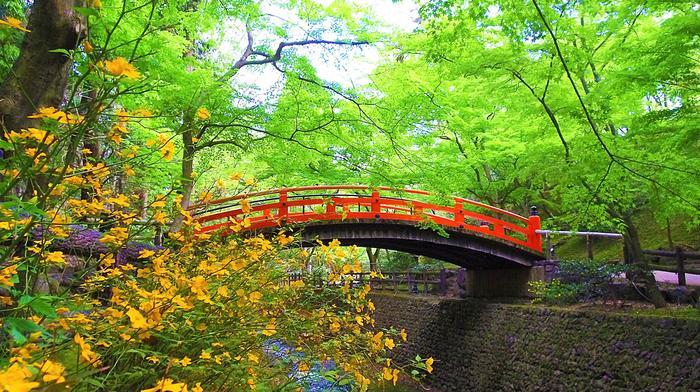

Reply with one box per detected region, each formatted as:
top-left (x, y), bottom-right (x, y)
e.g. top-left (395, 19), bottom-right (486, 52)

top-left (530, 259), bottom-right (631, 304)
top-left (0, 12), bottom-right (432, 390)
top-left (529, 279), bottom-right (582, 304)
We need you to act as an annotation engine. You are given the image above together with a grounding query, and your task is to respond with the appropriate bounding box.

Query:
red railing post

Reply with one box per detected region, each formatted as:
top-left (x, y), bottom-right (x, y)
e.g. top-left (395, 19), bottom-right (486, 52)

top-left (371, 190), bottom-right (380, 218)
top-left (279, 190), bottom-right (288, 220)
top-left (527, 206), bottom-right (542, 252)
top-left (493, 224), bottom-right (505, 238)
top-left (453, 198), bottom-right (464, 228)
top-left (325, 198), bottom-right (335, 218)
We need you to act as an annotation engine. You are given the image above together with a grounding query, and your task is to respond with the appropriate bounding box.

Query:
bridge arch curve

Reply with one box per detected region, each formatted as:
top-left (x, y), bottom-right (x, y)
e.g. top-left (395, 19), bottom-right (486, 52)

top-left (191, 186), bottom-right (543, 269)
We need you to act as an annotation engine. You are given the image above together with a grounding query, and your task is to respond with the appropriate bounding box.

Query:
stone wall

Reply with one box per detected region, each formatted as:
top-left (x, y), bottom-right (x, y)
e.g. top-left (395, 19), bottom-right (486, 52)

top-left (371, 293), bottom-right (700, 391)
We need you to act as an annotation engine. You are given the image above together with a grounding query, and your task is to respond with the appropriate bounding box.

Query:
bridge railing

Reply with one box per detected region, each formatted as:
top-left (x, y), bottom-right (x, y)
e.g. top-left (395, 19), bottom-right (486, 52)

top-left (190, 185), bottom-right (542, 253)
top-left (282, 270), bottom-right (452, 296)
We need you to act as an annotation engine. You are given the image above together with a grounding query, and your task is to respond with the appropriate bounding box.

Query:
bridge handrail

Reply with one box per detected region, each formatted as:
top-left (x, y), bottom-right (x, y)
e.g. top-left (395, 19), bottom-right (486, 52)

top-left (190, 185), bottom-right (528, 222)
top-left (190, 185), bottom-right (543, 253)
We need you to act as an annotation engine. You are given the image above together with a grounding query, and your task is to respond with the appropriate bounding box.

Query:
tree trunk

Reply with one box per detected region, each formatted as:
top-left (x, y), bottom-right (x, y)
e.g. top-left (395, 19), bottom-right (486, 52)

top-left (1, 0), bottom-right (83, 201)
top-left (77, 87), bottom-right (100, 200)
top-left (366, 247), bottom-right (380, 271)
top-left (621, 215), bottom-right (666, 308)
top-left (0, 0), bottom-right (83, 132)
top-left (80, 129), bottom-right (101, 200)
top-left (171, 128), bottom-right (195, 232)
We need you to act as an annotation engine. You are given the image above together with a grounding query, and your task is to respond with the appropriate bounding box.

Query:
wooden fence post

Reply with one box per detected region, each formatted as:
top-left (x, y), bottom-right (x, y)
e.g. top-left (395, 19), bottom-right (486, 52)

top-left (545, 234), bottom-right (553, 260)
top-left (676, 246), bottom-right (686, 287)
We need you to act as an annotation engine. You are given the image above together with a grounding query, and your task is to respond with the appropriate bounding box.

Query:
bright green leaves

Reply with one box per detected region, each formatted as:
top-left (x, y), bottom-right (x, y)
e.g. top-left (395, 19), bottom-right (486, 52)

top-left (3, 317), bottom-right (43, 346)
top-left (18, 295), bottom-right (59, 319)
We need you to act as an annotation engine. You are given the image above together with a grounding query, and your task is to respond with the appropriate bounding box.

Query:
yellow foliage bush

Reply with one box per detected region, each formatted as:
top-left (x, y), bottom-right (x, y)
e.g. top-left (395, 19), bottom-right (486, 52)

top-left (0, 19), bottom-right (432, 391)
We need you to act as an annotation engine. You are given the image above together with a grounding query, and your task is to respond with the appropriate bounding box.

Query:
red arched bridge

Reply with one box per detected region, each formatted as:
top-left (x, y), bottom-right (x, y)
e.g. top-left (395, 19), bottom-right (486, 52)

top-left (190, 185), bottom-right (543, 269)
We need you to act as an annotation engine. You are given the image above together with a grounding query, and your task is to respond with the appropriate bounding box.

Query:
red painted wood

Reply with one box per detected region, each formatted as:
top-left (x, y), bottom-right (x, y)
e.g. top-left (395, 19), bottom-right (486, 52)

top-left (191, 186), bottom-right (543, 254)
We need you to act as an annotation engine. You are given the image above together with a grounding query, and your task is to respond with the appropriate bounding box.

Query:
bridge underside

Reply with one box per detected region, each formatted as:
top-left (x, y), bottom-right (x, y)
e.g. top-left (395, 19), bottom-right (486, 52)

top-left (283, 220), bottom-right (542, 269)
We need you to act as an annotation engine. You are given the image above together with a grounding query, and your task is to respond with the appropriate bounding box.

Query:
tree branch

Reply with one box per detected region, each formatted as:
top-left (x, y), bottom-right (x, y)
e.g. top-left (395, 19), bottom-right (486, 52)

top-left (220, 26), bottom-right (369, 81)
top-left (532, 0), bottom-right (612, 159)
top-left (510, 68), bottom-right (570, 161)
top-left (532, 0), bottom-right (699, 211)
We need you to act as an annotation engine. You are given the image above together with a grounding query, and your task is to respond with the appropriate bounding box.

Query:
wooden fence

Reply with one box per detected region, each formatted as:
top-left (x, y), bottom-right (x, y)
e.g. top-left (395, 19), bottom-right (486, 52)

top-left (643, 248), bottom-right (700, 287)
top-left (283, 269), bottom-right (452, 296)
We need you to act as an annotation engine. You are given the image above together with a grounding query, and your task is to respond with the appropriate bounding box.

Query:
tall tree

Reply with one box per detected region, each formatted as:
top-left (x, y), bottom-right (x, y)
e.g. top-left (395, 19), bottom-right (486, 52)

top-left (0, 0), bottom-right (83, 133)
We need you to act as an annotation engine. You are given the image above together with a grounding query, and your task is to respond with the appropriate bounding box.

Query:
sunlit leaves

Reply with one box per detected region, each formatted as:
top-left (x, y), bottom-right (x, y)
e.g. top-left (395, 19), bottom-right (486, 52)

top-left (102, 57), bottom-right (140, 80)
top-left (0, 16), bottom-right (30, 32)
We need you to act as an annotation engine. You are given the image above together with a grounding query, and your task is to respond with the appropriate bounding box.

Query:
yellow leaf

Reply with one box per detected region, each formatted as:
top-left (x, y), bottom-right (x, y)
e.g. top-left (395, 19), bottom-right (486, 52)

top-left (262, 320), bottom-right (277, 336)
top-left (248, 353), bottom-right (259, 363)
top-left (247, 379), bottom-right (256, 390)
top-left (103, 57), bottom-right (140, 80)
top-left (384, 338), bottom-right (395, 350)
top-left (142, 378), bottom-right (187, 392)
top-left (40, 360), bottom-right (66, 384)
top-left (425, 357), bottom-right (434, 373)
top-left (196, 107), bottom-right (211, 120)
top-left (355, 316), bottom-right (364, 326)
top-left (153, 211), bottom-right (168, 224)
top-left (248, 291), bottom-right (262, 303)
top-left (126, 307), bottom-right (149, 329)
top-left (160, 142), bottom-right (175, 161)
top-left (240, 199), bottom-right (252, 213)
top-left (44, 251), bottom-right (65, 265)
top-left (0, 17), bottom-right (30, 33)
top-left (217, 286), bottom-right (229, 298)
top-left (0, 363), bottom-right (40, 392)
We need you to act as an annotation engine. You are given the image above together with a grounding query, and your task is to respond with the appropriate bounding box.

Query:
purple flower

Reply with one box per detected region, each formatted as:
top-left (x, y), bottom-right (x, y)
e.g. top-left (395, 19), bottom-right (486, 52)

top-left (33, 224), bottom-right (161, 263)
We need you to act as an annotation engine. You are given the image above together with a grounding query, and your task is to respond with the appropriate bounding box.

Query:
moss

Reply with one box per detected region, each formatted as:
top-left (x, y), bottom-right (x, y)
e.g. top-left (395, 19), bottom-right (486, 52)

top-left (627, 306), bottom-right (700, 320)
top-left (370, 293), bottom-right (700, 391)
top-left (508, 303), bottom-right (700, 321)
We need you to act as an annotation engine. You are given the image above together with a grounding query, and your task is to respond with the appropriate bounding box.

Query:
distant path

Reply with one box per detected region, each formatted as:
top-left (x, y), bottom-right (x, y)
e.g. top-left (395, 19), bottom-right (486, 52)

top-left (652, 270), bottom-right (700, 287)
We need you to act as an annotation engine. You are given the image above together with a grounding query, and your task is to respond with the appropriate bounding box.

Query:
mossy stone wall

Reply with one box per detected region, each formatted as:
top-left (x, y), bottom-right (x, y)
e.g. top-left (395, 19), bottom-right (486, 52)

top-left (371, 294), bottom-right (700, 391)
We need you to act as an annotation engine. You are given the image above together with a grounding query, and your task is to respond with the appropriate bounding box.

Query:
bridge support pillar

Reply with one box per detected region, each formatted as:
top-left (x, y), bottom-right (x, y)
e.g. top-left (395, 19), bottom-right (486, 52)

top-left (464, 267), bottom-right (544, 298)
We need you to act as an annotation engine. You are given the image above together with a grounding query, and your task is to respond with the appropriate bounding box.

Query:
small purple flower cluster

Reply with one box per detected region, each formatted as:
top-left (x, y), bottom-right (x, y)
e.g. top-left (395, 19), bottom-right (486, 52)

top-left (32, 225), bottom-right (160, 264)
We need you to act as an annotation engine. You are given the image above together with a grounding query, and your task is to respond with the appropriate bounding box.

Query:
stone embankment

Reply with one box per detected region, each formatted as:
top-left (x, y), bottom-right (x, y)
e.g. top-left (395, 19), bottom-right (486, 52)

top-left (371, 293), bottom-right (700, 391)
